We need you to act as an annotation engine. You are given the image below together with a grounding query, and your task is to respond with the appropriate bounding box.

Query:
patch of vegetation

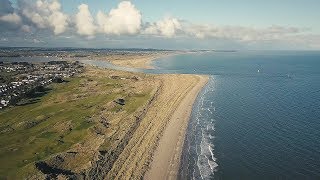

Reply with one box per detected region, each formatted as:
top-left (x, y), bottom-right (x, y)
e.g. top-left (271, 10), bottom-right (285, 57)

top-left (124, 92), bottom-right (152, 113)
top-left (0, 68), bottom-right (154, 179)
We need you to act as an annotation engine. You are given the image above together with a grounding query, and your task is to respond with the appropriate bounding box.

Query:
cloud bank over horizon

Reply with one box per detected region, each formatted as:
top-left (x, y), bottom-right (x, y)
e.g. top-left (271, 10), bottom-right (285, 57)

top-left (0, 0), bottom-right (319, 49)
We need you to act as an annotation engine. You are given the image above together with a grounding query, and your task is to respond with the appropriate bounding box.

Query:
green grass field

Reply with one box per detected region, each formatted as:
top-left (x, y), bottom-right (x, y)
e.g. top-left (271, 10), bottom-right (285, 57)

top-left (0, 68), bottom-right (154, 179)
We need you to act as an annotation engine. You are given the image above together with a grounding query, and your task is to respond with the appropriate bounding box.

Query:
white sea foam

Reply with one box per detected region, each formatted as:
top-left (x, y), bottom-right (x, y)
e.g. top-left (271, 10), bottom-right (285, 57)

top-left (209, 145), bottom-right (217, 162)
top-left (209, 134), bottom-right (214, 139)
top-left (193, 77), bottom-right (218, 179)
top-left (197, 129), bottom-right (218, 179)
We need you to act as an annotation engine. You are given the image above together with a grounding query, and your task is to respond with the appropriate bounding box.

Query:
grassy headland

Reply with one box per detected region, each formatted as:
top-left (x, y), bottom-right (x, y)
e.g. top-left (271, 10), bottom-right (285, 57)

top-left (0, 66), bottom-right (158, 179)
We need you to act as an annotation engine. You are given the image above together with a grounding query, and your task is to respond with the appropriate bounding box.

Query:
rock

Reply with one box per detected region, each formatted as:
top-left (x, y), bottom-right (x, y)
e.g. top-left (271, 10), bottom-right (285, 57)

top-left (114, 98), bottom-right (125, 106)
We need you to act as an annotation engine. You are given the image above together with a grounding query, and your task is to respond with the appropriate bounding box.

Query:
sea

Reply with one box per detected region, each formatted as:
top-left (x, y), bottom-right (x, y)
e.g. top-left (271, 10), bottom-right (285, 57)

top-left (153, 51), bottom-right (320, 180)
top-left (2, 50), bottom-right (320, 179)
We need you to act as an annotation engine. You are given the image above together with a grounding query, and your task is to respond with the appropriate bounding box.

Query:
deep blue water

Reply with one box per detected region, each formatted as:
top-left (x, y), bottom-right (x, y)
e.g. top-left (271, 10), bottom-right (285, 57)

top-left (154, 51), bottom-right (320, 180)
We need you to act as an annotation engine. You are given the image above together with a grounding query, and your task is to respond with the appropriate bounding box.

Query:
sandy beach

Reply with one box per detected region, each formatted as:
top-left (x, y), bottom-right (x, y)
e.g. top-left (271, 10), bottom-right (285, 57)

top-left (144, 75), bottom-right (208, 180)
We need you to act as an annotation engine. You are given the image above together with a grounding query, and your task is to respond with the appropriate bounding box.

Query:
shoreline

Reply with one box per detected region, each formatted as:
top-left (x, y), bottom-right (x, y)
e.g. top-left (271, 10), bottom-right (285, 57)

top-left (106, 73), bottom-right (209, 179)
top-left (144, 75), bottom-right (209, 180)
top-left (0, 53), bottom-right (210, 179)
top-left (91, 52), bottom-right (210, 179)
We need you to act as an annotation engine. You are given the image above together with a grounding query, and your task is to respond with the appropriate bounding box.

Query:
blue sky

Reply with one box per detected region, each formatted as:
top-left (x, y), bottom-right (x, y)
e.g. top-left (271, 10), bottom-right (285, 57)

top-left (56, 0), bottom-right (320, 31)
top-left (2, 0), bottom-right (320, 49)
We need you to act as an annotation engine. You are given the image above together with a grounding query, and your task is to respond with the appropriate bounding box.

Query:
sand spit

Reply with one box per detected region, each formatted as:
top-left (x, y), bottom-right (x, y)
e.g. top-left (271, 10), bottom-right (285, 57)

top-left (98, 51), bottom-right (183, 69)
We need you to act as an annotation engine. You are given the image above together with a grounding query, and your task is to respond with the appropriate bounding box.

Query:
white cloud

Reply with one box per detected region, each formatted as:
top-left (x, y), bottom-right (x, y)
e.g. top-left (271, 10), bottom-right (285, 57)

top-left (20, 0), bottom-right (68, 34)
top-left (21, 24), bottom-right (32, 32)
top-left (75, 4), bottom-right (96, 37)
top-left (144, 17), bottom-right (181, 38)
top-left (97, 1), bottom-right (142, 35)
top-left (281, 34), bottom-right (320, 49)
top-left (0, 13), bottom-right (22, 24)
top-left (157, 18), bottom-right (181, 38)
top-left (0, 0), bottom-right (318, 50)
top-left (33, 38), bottom-right (44, 43)
top-left (1, 0), bottom-right (303, 42)
top-left (183, 23), bottom-right (304, 42)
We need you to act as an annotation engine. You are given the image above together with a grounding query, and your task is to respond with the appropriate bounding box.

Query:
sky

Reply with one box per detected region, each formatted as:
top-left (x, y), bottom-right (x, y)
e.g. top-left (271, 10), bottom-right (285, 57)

top-left (1, 0), bottom-right (320, 50)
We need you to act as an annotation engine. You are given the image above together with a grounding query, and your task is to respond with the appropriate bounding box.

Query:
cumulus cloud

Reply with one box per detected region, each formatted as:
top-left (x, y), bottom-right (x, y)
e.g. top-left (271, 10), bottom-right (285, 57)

top-left (18, 0), bottom-right (68, 34)
top-left (97, 1), bottom-right (142, 35)
top-left (21, 24), bottom-right (32, 32)
top-left (0, 0), bottom-right (23, 30)
top-left (0, 0), bottom-right (318, 50)
top-left (144, 17), bottom-right (182, 38)
top-left (183, 23), bottom-right (304, 42)
top-left (0, 13), bottom-right (22, 24)
top-left (0, 0), bottom-right (303, 42)
top-left (75, 4), bottom-right (96, 37)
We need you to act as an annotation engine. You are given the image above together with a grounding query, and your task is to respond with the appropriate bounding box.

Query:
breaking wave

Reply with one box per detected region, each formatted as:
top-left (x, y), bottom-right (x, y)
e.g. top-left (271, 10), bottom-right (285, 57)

top-left (179, 77), bottom-right (218, 180)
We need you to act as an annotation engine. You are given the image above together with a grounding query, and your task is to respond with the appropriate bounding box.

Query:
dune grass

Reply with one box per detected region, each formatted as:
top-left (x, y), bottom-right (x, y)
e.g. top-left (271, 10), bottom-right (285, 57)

top-left (0, 67), bottom-right (154, 179)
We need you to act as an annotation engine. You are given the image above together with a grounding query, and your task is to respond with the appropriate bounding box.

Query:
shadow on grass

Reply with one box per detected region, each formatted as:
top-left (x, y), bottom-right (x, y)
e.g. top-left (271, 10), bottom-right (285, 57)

top-left (16, 87), bottom-right (53, 106)
top-left (35, 161), bottom-right (74, 176)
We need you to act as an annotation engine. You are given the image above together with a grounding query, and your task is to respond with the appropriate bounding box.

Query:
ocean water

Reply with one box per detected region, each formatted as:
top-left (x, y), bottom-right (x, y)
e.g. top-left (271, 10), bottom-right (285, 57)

top-left (154, 51), bottom-right (320, 179)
